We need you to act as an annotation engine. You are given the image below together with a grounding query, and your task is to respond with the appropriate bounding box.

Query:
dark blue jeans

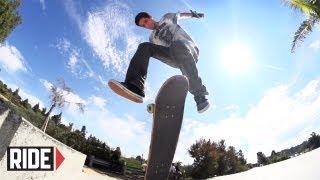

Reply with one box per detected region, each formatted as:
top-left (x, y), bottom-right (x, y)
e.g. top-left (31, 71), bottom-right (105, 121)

top-left (125, 41), bottom-right (208, 97)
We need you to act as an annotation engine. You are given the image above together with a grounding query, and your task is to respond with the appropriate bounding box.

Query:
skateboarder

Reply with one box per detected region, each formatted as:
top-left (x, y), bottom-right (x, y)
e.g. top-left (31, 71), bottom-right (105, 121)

top-left (109, 10), bottom-right (210, 113)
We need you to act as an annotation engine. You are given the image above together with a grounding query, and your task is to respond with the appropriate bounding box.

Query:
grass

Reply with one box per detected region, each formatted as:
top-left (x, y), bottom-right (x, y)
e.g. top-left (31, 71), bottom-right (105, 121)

top-left (1, 96), bottom-right (44, 128)
top-left (121, 157), bottom-right (143, 169)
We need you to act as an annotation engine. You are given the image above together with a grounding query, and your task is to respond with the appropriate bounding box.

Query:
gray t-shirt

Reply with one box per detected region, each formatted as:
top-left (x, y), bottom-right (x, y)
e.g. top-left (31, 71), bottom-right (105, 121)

top-left (149, 13), bottom-right (196, 47)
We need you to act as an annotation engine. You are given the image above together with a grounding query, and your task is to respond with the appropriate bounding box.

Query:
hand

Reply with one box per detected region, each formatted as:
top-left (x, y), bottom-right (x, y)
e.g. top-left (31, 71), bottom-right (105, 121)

top-left (190, 10), bottom-right (204, 18)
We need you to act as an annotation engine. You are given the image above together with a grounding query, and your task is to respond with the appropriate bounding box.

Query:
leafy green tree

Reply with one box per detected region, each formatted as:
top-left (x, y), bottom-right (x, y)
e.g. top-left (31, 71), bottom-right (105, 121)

top-left (32, 103), bottom-right (40, 112)
top-left (225, 146), bottom-right (242, 174)
top-left (257, 152), bottom-right (270, 165)
top-left (68, 122), bottom-right (73, 131)
top-left (284, 0), bottom-right (320, 52)
top-left (11, 88), bottom-right (21, 104)
top-left (217, 140), bottom-right (227, 175)
top-left (80, 125), bottom-right (86, 137)
top-left (188, 139), bottom-right (218, 178)
top-left (0, 82), bottom-right (9, 95)
top-left (188, 139), bottom-right (248, 178)
top-left (307, 132), bottom-right (320, 150)
top-left (71, 129), bottom-right (87, 151)
top-left (85, 135), bottom-right (111, 160)
top-left (270, 150), bottom-right (280, 163)
top-left (136, 155), bottom-right (142, 161)
top-left (269, 150), bottom-right (290, 163)
top-left (237, 150), bottom-right (247, 165)
top-left (111, 147), bottom-right (122, 162)
top-left (0, 81), bottom-right (5, 93)
top-left (51, 113), bottom-right (62, 125)
top-left (0, 0), bottom-right (22, 43)
top-left (182, 165), bottom-right (193, 178)
top-left (21, 99), bottom-right (31, 109)
top-left (41, 107), bottom-right (47, 116)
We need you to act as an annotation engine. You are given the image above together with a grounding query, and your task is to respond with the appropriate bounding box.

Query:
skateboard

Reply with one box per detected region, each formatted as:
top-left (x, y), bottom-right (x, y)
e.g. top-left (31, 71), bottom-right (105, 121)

top-left (145, 75), bottom-right (189, 180)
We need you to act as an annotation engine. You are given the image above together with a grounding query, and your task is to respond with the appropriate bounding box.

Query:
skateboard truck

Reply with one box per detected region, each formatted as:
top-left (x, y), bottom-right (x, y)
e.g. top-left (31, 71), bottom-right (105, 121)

top-left (147, 103), bottom-right (155, 114)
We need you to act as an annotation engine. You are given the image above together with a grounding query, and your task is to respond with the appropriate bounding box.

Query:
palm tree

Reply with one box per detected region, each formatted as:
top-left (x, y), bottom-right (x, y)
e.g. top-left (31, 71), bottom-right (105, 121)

top-left (41, 78), bottom-right (85, 132)
top-left (284, 0), bottom-right (320, 52)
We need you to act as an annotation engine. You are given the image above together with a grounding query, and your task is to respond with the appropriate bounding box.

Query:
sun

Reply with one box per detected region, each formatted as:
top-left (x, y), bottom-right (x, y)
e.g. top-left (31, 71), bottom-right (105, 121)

top-left (220, 43), bottom-right (254, 73)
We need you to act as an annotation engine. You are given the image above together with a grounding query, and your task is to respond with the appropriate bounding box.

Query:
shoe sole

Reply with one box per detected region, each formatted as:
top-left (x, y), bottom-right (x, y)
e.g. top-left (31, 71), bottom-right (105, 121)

top-left (198, 103), bottom-right (210, 113)
top-left (108, 80), bottom-right (143, 103)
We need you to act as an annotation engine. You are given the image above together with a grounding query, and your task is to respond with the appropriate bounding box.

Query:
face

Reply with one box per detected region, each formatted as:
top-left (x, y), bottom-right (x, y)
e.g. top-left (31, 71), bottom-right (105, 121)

top-left (138, 17), bottom-right (155, 30)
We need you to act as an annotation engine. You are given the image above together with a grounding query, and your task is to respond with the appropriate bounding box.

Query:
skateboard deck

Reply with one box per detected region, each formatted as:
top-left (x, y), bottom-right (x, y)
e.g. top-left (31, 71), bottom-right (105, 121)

top-left (145, 75), bottom-right (189, 180)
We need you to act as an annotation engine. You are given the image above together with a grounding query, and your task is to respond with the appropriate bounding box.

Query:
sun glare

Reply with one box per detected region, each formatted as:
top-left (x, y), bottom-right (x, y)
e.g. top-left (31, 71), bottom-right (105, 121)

top-left (220, 43), bottom-right (254, 73)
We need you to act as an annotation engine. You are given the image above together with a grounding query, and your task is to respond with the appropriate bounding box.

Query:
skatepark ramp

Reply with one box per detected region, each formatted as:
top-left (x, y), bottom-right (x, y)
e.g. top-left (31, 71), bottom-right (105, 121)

top-left (209, 148), bottom-right (320, 180)
top-left (0, 101), bottom-right (87, 179)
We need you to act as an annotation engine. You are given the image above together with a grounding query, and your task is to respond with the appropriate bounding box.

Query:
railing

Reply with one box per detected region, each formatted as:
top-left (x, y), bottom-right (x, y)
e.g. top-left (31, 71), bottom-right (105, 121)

top-left (86, 155), bottom-right (149, 179)
top-left (86, 155), bottom-right (123, 174)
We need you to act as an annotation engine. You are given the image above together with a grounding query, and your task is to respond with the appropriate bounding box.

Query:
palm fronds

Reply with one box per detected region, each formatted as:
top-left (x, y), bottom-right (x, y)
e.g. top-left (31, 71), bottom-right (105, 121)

top-left (287, 0), bottom-right (320, 15)
top-left (291, 16), bottom-right (318, 52)
top-left (283, 0), bottom-right (320, 52)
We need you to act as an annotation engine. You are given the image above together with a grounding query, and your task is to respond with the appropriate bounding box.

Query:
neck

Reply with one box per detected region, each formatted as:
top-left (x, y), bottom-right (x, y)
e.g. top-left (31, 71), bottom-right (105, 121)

top-left (154, 22), bottom-right (160, 29)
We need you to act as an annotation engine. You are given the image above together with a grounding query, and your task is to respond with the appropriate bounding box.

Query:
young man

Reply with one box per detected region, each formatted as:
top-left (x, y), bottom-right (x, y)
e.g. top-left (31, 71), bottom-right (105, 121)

top-left (109, 11), bottom-right (210, 113)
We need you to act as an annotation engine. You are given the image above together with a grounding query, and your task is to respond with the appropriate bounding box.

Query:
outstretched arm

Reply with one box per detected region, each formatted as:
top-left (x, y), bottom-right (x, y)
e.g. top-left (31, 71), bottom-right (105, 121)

top-left (162, 10), bottom-right (204, 24)
top-left (179, 10), bottom-right (204, 19)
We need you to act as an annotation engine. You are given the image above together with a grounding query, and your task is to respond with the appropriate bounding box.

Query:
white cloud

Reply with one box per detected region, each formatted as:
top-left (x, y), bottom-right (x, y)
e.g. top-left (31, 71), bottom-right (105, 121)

top-left (98, 113), bottom-right (150, 157)
top-left (40, 79), bottom-right (53, 90)
top-left (88, 95), bottom-right (107, 109)
top-left (84, 2), bottom-right (142, 73)
top-left (175, 79), bottom-right (320, 165)
top-left (263, 64), bottom-right (284, 71)
top-left (39, 0), bottom-right (46, 11)
top-left (0, 43), bottom-right (27, 73)
top-left (93, 86), bottom-right (101, 91)
top-left (99, 114), bottom-right (149, 145)
top-left (144, 82), bottom-right (156, 103)
top-left (81, 58), bottom-right (95, 77)
top-left (64, 0), bottom-right (142, 73)
top-left (309, 40), bottom-right (320, 51)
top-left (223, 104), bottom-right (239, 111)
top-left (68, 50), bottom-right (79, 74)
top-left (68, 52), bottom-right (78, 68)
top-left (63, 100), bottom-right (150, 157)
top-left (63, 0), bottom-right (82, 29)
top-left (20, 90), bottom-right (45, 108)
top-left (98, 75), bottom-right (107, 87)
top-left (54, 38), bottom-right (94, 78)
top-left (56, 38), bottom-right (71, 52)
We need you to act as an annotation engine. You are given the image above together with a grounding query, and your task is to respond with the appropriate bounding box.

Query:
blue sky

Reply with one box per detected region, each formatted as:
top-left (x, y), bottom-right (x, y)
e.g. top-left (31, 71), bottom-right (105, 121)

top-left (1, 0), bottom-right (320, 164)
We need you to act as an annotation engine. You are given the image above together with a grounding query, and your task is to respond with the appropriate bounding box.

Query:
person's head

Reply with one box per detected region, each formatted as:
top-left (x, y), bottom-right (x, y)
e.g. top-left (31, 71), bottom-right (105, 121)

top-left (135, 12), bottom-right (156, 30)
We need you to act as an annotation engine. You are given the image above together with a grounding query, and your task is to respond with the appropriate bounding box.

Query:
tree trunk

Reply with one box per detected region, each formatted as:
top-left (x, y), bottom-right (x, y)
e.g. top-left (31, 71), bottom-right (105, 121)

top-left (41, 103), bottom-right (55, 132)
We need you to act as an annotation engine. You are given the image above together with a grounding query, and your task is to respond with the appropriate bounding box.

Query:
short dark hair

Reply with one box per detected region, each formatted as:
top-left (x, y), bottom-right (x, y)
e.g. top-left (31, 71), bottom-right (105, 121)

top-left (135, 12), bottom-right (151, 26)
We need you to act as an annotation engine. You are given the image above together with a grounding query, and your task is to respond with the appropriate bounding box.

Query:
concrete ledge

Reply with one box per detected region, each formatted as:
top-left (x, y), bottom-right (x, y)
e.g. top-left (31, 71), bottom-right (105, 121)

top-left (0, 101), bottom-right (87, 179)
top-left (210, 148), bottom-right (320, 180)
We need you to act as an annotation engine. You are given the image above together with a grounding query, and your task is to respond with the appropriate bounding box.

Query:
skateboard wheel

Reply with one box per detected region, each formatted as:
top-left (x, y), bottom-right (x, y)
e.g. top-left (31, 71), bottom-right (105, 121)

top-left (147, 103), bottom-right (155, 114)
